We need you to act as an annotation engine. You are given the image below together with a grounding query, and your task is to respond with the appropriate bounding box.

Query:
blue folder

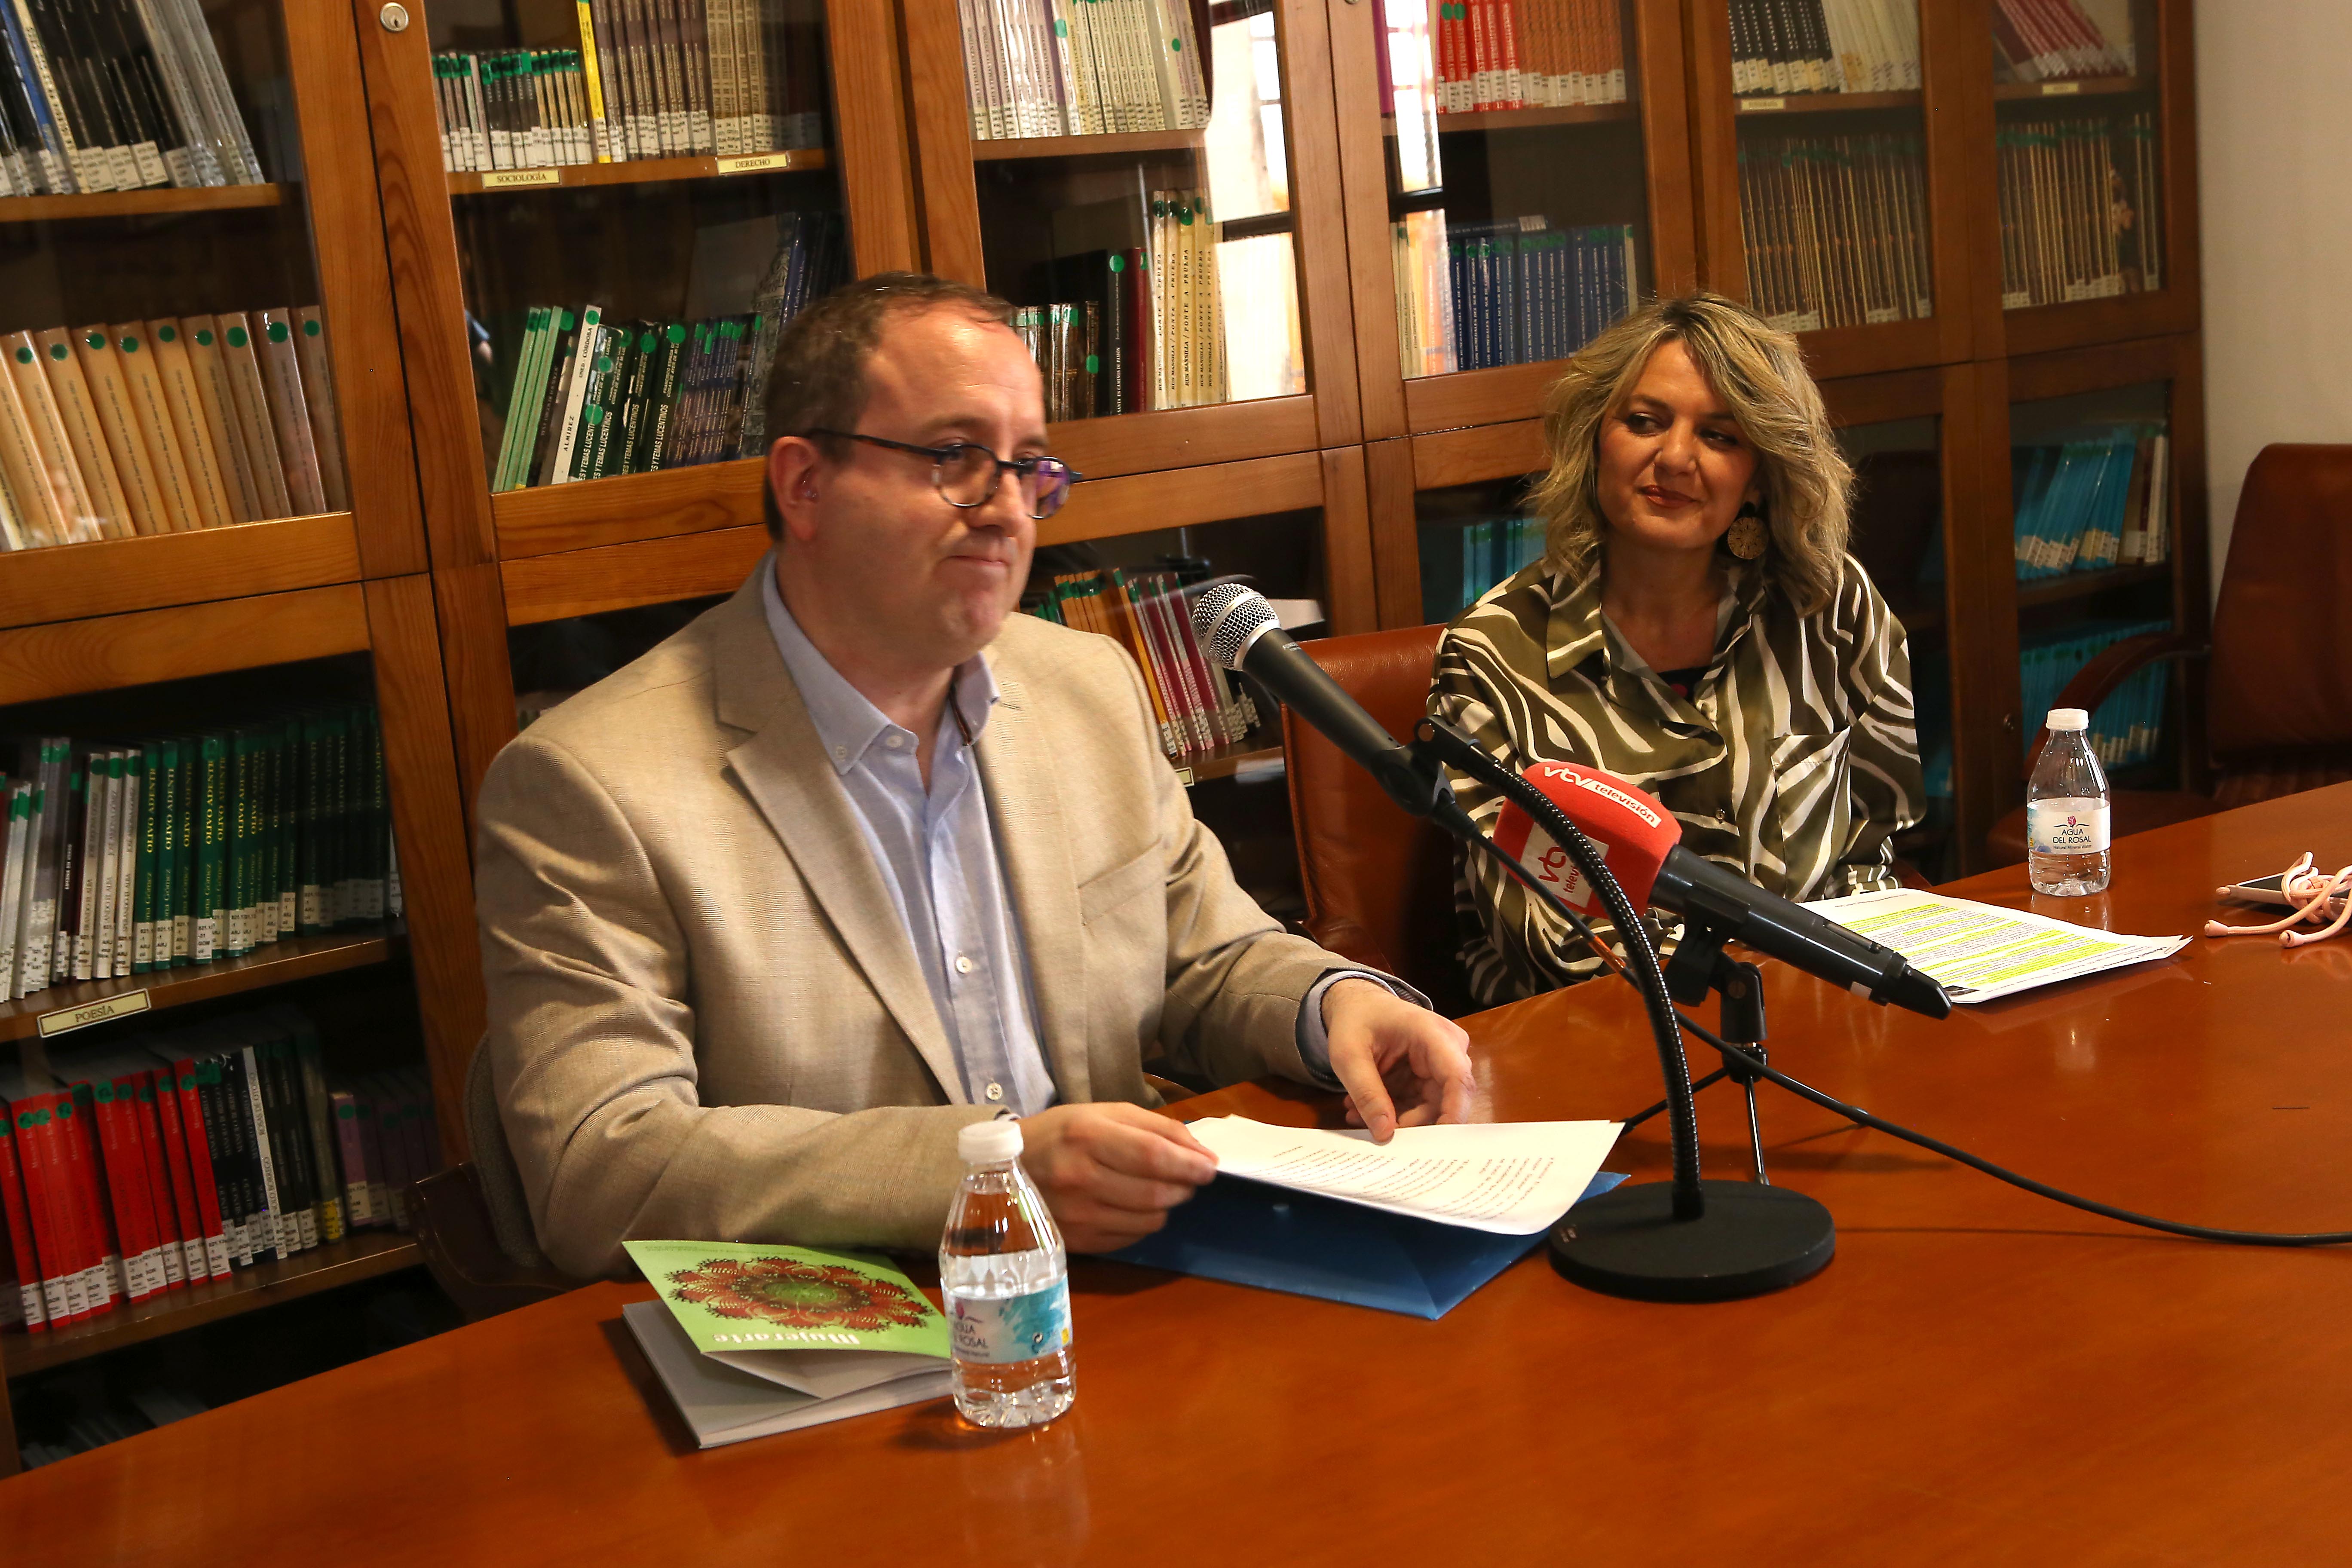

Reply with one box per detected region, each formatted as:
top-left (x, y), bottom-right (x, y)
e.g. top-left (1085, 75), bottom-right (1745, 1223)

top-left (1105, 1171), bottom-right (1629, 1320)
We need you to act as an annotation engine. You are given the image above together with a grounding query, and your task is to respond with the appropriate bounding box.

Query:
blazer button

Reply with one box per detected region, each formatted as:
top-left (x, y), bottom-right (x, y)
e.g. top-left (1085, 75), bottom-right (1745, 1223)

top-left (984, 1082), bottom-right (1004, 1102)
top-left (955, 955), bottom-right (974, 975)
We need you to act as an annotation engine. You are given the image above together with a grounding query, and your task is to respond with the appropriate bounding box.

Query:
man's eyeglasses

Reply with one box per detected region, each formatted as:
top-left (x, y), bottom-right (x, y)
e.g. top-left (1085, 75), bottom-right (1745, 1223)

top-left (808, 429), bottom-right (1082, 521)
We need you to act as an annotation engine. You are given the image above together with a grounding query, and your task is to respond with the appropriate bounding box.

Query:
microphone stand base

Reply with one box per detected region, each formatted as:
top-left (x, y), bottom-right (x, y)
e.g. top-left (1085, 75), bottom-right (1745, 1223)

top-left (1548, 1179), bottom-right (1834, 1302)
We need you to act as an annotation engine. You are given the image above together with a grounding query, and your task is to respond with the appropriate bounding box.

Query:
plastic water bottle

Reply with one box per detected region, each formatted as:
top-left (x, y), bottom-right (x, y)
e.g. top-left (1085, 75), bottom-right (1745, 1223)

top-left (940, 1120), bottom-right (1074, 1428)
top-left (2026, 707), bottom-right (2111, 896)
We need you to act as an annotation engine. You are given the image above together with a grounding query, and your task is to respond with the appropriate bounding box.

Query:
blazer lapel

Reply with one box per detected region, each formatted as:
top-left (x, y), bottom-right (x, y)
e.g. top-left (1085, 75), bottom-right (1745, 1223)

top-left (975, 665), bottom-right (1093, 1104)
top-left (709, 581), bottom-right (968, 1104)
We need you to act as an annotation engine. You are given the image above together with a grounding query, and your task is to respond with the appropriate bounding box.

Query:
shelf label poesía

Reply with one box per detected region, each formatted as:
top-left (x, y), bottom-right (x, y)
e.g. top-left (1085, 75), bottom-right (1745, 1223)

top-left (37, 989), bottom-right (151, 1038)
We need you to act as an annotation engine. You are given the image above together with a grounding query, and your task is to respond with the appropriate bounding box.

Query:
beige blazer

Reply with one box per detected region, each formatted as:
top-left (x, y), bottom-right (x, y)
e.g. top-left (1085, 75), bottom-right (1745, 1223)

top-left (476, 574), bottom-right (1348, 1275)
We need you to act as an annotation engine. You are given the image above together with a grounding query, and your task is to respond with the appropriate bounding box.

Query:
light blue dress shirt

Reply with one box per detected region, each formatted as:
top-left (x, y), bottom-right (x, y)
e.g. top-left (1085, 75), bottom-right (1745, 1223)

top-left (758, 561), bottom-right (1384, 1113)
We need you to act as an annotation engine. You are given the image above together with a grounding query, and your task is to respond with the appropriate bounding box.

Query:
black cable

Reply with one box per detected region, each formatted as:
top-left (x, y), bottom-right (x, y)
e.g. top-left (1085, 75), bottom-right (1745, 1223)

top-left (1660, 1008), bottom-right (2352, 1246)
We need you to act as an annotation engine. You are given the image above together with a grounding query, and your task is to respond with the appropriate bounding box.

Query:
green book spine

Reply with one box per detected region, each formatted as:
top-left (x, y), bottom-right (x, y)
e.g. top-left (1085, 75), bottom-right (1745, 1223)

top-left (490, 305), bottom-right (545, 492)
top-left (363, 706), bottom-right (389, 920)
top-left (614, 324), bottom-right (658, 476)
top-left (324, 710), bottom-right (350, 929)
top-left (276, 717), bottom-right (298, 939)
top-left (235, 731), bottom-right (259, 958)
top-left (298, 714), bottom-right (325, 935)
top-left (171, 740), bottom-right (193, 965)
top-left (194, 735), bottom-right (226, 963)
top-left (643, 321), bottom-right (689, 471)
top-left (132, 745), bottom-right (159, 973)
top-left (153, 739), bottom-right (179, 971)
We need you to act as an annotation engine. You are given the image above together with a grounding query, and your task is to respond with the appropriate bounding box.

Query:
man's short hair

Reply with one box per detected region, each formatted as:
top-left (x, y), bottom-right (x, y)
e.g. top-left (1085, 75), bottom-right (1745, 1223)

top-left (760, 272), bottom-right (1017, 540)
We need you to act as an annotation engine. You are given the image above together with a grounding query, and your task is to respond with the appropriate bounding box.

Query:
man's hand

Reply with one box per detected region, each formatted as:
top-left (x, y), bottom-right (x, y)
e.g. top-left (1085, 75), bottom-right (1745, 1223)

top-left (1323, 979), bottom-right (1476, 1142)
top-left (1016, 1102), bottom-right (1218, 1253)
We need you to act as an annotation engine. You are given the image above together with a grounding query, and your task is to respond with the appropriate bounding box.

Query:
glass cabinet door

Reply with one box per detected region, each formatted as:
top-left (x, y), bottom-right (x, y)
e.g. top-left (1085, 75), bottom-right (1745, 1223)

top-left (2005, 377), bottom-right (2178, 779)
top-left (938, 0), bottom-right (1308, 424)
top-left (422, 0), bottom-right (861, 495)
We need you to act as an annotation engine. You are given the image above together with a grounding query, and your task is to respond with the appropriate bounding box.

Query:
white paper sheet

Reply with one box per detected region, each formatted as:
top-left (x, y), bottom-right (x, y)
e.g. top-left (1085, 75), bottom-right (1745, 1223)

top-left (1804, 887), bottom-right (2188, 1003)
top-left (1185, 1117), bottom-right (1621, 1236)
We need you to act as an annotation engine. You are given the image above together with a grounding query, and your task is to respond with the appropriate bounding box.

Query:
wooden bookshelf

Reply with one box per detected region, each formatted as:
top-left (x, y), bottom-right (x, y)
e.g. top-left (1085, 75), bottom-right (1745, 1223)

top-left (0, 184), bottom-right (282, 225)
top-left (2015, 563), bottom-right (2172, 610)
top-left (1176, 734), bottom-right (1285, 787)
top-left (3, 1232), bottom-right (423, 1378)
top-left (500, 527), bottom-right (769, 626)
top-left (0, 926), bottom-right (403, 1046)
top-left (444, 148), bottom-right (829, 195)
top-left (1382, 102), bottom-right (1638, 135)
top-left (969, 129), bottom-right (1205, 161)
top-left (0, 517), bottom-right (363, 631)
top-left (1732, 89), bottom-right (1923, 114)
top-left (1992, 75), bottom-right (2155, 101)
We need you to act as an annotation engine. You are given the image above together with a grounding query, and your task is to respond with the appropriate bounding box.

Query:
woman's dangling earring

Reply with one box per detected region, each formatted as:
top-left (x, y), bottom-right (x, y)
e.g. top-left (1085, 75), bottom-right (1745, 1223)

top-left (1726, 501), bottom-right (1769, 561)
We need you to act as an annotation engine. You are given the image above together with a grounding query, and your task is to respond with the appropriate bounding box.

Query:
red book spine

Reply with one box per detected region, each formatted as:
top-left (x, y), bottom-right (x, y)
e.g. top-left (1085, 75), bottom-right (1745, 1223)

top-left (122, 1073), bottom-right (185, 1292)
top-left (57, 1092), bottom-right (121, 1313)
top-left (91, 1080), bottom-right (159, 1302)
top-left (24, 1095), bottom-right (93, 1323)
top-left (168, 1059), bottom-right (231, 1279)
top-left (135, 1072), bottom-right (197, 1289)
top-left (0, 1107), bottom-right (48, 1330)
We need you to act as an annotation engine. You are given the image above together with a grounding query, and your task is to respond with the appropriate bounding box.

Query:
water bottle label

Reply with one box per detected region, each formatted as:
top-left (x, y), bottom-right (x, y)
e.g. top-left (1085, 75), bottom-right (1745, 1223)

top-left (2028, 799), bottom-right (2110, 856)
top-left (947, 1281), bottom-right (1072, 1365)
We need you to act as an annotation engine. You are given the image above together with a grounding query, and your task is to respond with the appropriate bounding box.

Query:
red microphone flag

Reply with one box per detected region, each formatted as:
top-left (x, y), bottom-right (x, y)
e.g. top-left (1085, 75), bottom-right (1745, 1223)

top-left (1491, 760), bottom-right (1682, 915)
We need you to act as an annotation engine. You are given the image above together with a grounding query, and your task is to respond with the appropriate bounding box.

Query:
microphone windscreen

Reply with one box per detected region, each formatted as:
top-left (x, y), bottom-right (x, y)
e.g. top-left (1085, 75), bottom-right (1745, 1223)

top-left (1492, 761), bottom-right (1681, 916)
top-left (1190, 582), bottom-right (1276, 672)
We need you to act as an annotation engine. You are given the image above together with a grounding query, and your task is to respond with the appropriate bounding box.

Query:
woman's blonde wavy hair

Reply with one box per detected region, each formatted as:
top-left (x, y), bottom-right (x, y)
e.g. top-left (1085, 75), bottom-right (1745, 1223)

top-left (1526, 291), bottom-right (1853, 616)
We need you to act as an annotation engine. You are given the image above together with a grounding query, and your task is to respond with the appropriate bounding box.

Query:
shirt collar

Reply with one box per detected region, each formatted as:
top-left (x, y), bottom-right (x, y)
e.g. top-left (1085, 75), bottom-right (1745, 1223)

top-left (759, 554), bottom-right (999, 775)
top-left (1547, 558), bottom-right (1770, 682)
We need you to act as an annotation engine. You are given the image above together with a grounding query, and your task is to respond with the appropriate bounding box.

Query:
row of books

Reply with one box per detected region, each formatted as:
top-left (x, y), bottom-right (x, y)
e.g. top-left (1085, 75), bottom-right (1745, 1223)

top-left (0, 707), bottom-right (396, 1005)
top-left (959, 0), bottom-right (1209, 141)
top-left (1737, 132), bottom-right (1932, 333)
top-left (573, 0), bottom-right (823, 162)
top-left (433, 50), bottom-right (603, 174)
top-left (1994, 110), bottom-right (2161, 309)
top-left (1424, 0), bottom-right (1628, 115)
top-left (2011, 423), bottom-right (2169, 578)
top-left (0, 310), bottom-right (346, 553)
top-left (1392, 212), bottom-right (1639, 378)
top-left (0, 0), bottom-right (260, 196)
top-left (0, 1006), bottom-right (438, 1334)
top-left (1990, 0), bottom-right (2134, 83)
top-left (484, 210), bottom-right (842, 488)
top-left (1418, 513), bottom-right (1545, 621)
top-left (1019, 192), bottom-right (1227, 418)
top-left (1026, 570), bottom-right (1261, 765)
top-left (1729, 0), bottom-right (1920, 97)
top-left (2023, 619), bottom-right (2169, 769)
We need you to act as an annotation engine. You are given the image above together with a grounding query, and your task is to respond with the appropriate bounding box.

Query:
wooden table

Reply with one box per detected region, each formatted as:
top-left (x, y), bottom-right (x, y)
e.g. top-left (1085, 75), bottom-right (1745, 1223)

top-left (7, 784), bottom-right (2352, 1563)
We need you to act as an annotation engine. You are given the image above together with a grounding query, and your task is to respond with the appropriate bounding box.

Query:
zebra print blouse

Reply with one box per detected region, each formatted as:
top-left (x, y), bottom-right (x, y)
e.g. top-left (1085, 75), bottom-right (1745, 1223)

top-left (1428, 553), bottom-right (1924, 1008)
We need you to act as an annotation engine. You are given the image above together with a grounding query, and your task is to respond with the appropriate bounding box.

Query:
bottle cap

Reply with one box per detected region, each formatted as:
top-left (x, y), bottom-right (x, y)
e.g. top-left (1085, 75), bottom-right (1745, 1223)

top-left (2046, 708), bottom-right (2089, 732)
top-left (958, 1119), bottom-right (1023, 1164)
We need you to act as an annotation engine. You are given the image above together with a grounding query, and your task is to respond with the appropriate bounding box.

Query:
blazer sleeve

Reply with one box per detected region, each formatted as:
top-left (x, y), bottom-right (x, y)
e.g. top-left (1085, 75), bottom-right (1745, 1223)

top-left (1080, 641), bottom-right (1375, 1088)
top-left (475, 732), bottom-right (996, 1278)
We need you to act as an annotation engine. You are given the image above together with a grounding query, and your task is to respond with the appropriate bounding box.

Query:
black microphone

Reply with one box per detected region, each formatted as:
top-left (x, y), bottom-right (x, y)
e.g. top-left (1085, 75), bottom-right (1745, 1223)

top-left (1190, 584), bottom-right (1463, 827)
top-left (1493, 760), bottom-right (1949, 1018)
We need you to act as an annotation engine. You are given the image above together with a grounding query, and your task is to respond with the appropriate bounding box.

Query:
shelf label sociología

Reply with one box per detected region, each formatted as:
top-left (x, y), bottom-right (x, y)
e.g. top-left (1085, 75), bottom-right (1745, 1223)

top-left (2040, 80), bottom-right (2082, 95)
top-left (37, 989), bottom-right (151, 1039)
top-left (1740, 97), bottom-right (1786, 112)
top-left (481, 168), bottom-right (561, 188)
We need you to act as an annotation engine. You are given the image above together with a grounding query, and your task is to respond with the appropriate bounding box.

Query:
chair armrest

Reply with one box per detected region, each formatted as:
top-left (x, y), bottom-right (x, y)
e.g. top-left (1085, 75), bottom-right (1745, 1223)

top-left (1890, 857), bottom-right (1934, 892)
top-left (2020, 632), bottom-right (2210, 779)
top-left (410, 1163), bottom-right (581, 1322)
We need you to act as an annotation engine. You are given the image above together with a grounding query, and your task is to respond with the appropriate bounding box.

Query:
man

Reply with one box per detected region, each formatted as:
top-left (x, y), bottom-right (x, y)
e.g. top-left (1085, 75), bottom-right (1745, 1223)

top-left (477, 273), bottom-right (1473, 1278)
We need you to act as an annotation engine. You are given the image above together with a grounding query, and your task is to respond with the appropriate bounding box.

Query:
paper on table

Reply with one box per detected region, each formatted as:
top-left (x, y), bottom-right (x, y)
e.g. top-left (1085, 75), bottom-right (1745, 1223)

top-left (1185, 1117), bottom-right (1621, 1236)
top-left (1804, 887), bottom-right (2187, 1003)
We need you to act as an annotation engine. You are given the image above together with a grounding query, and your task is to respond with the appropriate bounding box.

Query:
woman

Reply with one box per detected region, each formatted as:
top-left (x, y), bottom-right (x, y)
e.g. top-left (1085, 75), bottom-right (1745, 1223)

top-left (1430, 292), bottom-right (1923, 1007)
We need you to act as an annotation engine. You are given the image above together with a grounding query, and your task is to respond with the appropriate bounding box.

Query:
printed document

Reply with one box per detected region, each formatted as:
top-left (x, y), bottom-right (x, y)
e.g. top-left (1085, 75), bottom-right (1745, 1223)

top-left (1804, 887), bottom-right (2187, 1003)
top-left (1185, 1117), bottom-right (1620, 1236)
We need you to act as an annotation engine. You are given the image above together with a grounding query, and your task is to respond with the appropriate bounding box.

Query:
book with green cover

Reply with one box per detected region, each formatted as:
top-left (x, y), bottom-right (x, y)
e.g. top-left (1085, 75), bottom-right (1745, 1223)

top-left (622, 1240), bottom-right (952, 1448)
top-left (194, 733), bottom-right (227, 963)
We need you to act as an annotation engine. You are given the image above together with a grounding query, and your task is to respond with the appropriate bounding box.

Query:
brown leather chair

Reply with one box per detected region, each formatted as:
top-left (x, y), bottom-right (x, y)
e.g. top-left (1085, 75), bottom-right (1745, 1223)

top-left (408, 1044), bottom-right (579, 1321)
top-left (1281, 624), bottom-right (1475, 1017)
top-left (1987, 444), bottom-right (2352, 866)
